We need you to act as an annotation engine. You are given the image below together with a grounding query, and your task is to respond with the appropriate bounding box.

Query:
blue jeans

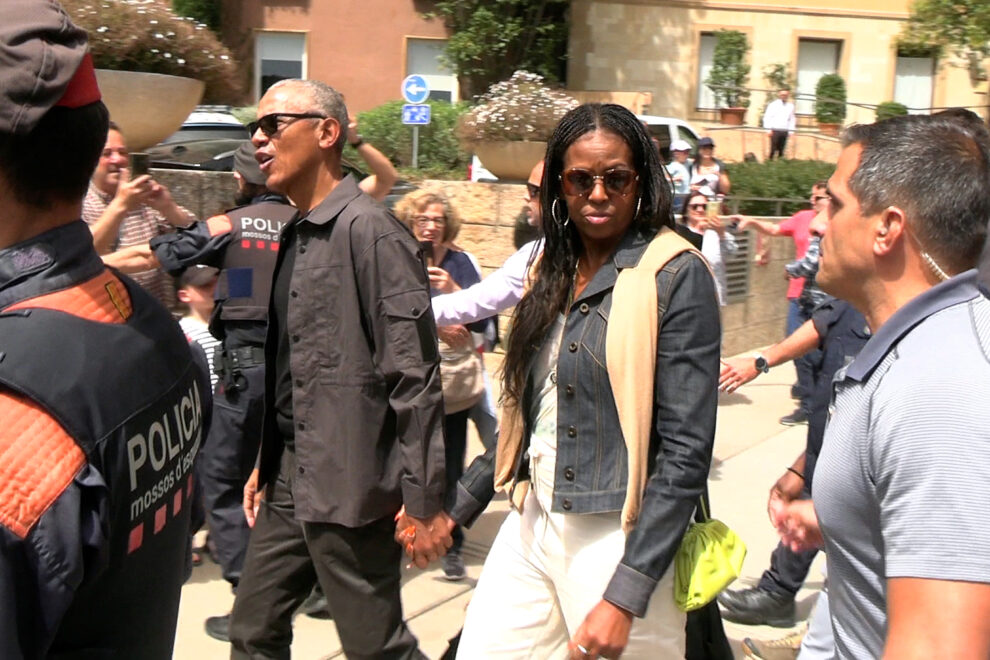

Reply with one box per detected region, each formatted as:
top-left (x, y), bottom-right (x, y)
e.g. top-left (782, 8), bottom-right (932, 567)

top-left (787, 299), bottom-right (815, 410)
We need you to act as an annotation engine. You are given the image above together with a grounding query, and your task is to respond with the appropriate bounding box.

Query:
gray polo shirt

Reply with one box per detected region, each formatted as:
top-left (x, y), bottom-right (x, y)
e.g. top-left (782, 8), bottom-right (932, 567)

top-left (814, 270), bottom-right (990, 658)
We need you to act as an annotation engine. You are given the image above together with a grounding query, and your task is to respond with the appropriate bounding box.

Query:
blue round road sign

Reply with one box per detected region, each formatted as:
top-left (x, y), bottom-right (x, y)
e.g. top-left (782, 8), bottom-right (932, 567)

top-left (402, 75), bottom-right (430, 104)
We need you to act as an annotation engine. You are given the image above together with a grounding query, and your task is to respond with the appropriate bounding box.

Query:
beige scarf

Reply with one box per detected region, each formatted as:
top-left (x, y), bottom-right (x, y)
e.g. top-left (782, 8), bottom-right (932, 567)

top-left (494, 227), bottom-right (706, 532)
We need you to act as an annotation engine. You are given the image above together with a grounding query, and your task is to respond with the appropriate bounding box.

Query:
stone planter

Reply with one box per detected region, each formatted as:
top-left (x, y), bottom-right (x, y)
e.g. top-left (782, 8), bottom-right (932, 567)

top-left (96, 70), bottom-right (205, 150)
top-left (474, 141), bottom-right (548, 181)
top-left (718, 107), bottom-right (746, 126)
top-left (817, 122), bottom-right (842, 137)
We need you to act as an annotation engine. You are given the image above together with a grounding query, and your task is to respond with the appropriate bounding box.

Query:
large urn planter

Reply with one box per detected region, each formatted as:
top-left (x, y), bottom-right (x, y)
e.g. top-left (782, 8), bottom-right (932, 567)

top-left (96, 70), bottom-right (205, 150)
top-left (718, 107), bottom-right (746, 126)
top-left (817, 122), bottom-right (842, 137)
top-left (474, 141), bottom-right (548, 181)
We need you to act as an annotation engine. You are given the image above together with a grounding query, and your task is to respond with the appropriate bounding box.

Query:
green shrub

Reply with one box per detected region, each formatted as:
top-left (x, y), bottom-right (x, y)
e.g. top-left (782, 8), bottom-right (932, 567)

top-left (706, 30), bottom-right (751, 109)
top-left (350, 100), bottom-right (470, 178)
top-left (815, 73), bottom-right (847, 124)
top-left (171, 0), bottom-right (220, 32)
top-left (876, 101), bottom-right (909, 122)
top-left (726, 159), bottom-right (836, 216)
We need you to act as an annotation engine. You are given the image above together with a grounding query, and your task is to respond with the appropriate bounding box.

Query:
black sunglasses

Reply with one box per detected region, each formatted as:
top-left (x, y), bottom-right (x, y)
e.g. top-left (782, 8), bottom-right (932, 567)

top-left (247, 112), bottom-right (327, 137)
top-left (525, 183), bottom-right (540, 200)
top-left (688, 203), bottom-right (707, 211)
top-left (559, 168), bottom-right (638, 197)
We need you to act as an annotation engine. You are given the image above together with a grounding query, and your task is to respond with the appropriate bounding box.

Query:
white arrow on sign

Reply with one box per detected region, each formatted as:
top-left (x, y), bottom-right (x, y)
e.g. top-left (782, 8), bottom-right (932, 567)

top-left (406, 83), bottom-right (426, 96)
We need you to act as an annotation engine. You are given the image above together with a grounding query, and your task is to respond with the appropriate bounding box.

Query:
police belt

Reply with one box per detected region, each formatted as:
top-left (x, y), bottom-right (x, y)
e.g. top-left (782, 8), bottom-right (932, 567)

top-left (215, 345), bottom-right (266, 372)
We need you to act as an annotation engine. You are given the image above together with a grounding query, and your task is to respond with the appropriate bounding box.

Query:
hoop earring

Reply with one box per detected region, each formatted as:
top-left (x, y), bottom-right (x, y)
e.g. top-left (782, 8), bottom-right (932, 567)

top-left (634, 195), bottom-right (642, 219)
top-left (552, 198), bottom-right (570, 228)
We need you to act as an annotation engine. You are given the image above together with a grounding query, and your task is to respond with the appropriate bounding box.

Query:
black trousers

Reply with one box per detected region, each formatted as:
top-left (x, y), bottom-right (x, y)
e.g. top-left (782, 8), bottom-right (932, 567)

top-left (444, 409), bottom-right (469, 554)
top-left (769, 130), bottom-right (789, 159)
top-left (201, 363), bottom-right (265, 588)
top-left (757, 489), bottom-right (818, 597)
top-left (229, 449), bottom-right (425, 660)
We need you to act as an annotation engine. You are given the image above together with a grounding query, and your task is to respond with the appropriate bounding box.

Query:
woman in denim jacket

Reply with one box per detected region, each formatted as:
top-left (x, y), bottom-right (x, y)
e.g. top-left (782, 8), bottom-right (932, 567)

top-left (444, 104), bottom-right (721, 659)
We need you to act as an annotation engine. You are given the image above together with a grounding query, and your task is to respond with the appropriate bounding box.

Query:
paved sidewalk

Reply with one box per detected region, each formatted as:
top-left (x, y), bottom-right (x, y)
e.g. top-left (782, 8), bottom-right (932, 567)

top-left (173, 356), bottom-right (823, 659)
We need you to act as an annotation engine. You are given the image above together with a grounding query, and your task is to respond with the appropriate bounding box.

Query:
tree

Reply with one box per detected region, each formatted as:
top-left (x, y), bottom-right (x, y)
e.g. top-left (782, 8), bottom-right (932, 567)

top-left (171, 0), bottom-right (220, 33)
top-left (705, 30), bottom-right (751, 108)
top-left (426, 0), bottom-right (570, 99)
top-left (904, 0), bottom-right (990, 64)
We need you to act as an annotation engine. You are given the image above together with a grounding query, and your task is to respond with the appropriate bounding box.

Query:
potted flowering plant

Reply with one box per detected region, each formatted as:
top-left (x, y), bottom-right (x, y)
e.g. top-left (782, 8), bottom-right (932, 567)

top-left (457, 71), bottom-right (578, 180)
top-left (63, 0), bottom-right (241, 149)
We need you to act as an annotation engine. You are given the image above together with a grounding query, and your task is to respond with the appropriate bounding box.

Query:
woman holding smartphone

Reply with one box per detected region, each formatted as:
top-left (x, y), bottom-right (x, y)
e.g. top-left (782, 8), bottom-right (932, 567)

top-left (681, 192), bottom-right (739, 305)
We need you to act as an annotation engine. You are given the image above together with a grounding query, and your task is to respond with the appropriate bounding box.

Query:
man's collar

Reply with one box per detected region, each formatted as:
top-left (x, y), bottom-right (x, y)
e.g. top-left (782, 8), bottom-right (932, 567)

top-left (297, 175), bottom-right (361, 226)
top-left (0, 221), bottom-right (104, 309)
top-left (88, 181), bottom-right (113, 204)
top-left (845, 270), bottom-right (981, 382)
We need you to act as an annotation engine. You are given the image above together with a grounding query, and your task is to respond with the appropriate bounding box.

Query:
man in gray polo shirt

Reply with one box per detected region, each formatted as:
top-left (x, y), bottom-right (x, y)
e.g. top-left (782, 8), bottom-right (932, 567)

top-left (772, 113), bottom-right (990, 658)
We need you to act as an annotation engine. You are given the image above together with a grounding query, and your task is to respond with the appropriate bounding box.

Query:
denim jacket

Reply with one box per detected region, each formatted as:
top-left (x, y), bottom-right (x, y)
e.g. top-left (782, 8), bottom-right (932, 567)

top-left (449, 227), bottom-right (721, 616)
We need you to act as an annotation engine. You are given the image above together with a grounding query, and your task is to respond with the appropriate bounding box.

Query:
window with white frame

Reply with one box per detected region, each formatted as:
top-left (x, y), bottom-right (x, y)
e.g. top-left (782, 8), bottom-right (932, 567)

top-left (696, 33), bottom-right (717, 109)
top-left (796, 39), bottom-right (842, 115)
top-left (894, 56), bottom-right (935, 114)
top-left (406, 38), bottom-right (457, 102)
top-left (255, 32), bottom-right (306, 101)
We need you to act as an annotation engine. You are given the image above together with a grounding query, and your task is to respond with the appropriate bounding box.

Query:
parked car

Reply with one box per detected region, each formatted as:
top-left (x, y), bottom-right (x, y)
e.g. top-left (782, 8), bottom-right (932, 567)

top-left (149, 107), bottom-right (416, 208)
top-left (159, 105), bottom-right (249, 144)
top-left (468, 114), bottom-right (701, 182)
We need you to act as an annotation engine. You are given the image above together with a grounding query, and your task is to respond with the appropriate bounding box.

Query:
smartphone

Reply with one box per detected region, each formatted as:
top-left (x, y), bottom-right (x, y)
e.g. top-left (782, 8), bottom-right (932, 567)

top-left (419, 240), bottom-right (434, 268)
top-left (705, 199), bottom-right (720, 219)
top-left (130, 152), bottom-right (150, 177)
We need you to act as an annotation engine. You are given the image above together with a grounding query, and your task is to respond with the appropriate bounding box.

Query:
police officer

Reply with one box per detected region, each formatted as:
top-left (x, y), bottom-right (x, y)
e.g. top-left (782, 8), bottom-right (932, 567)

top-left (151, 142), bottom-right (295, 641)
top-left (0, 4), bottom-right (209, 658)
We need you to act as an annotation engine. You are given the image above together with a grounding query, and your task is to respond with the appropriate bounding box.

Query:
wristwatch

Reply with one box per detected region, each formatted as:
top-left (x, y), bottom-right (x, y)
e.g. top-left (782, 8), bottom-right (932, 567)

top-left (754, 354), bottom-right (770, 374)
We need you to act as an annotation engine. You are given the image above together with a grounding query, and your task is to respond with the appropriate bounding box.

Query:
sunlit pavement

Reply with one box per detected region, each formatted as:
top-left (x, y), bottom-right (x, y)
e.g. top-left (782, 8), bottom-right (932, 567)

top-left (173, 354), bottom-right (822, 659)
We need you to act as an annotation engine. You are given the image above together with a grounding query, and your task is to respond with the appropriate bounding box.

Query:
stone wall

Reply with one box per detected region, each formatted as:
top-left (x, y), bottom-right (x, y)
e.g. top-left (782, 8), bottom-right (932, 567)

top-left (151, 168), bottom-right (239, 222)
top-left (160, 170), bottom-right (797, 356)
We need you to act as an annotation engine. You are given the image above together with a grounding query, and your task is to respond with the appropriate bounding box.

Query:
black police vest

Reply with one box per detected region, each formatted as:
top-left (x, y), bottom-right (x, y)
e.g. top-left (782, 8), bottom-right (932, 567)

top-left (0, 277), bottom-right (206, 659)
top-left (216, 199), bottom-right (295, 323)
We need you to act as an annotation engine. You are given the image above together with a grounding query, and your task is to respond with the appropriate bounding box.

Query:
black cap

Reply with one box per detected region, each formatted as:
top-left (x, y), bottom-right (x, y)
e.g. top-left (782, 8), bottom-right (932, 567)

top-left (0, 1), bottom-right (97, 135)
top-left (177, 265), bottom-right (219, 289)
top-left (234, 142), bottom-right (266, 186)
top-left (698, 136), bottom-right (715, 148)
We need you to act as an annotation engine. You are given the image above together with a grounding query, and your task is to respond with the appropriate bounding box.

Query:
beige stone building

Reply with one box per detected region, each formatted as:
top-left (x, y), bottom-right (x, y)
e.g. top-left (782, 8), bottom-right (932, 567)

top-left (568, 0), bottom-right (988, 131)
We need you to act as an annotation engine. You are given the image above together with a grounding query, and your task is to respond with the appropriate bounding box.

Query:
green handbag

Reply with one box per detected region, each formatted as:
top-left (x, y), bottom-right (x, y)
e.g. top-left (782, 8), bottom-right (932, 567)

top-left (674, 496), bottom-right (747, 612)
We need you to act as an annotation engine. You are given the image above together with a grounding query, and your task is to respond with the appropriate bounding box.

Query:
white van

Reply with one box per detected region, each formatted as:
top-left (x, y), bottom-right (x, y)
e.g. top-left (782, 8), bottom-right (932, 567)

top-left (469, 114), bottom-right (701, 181)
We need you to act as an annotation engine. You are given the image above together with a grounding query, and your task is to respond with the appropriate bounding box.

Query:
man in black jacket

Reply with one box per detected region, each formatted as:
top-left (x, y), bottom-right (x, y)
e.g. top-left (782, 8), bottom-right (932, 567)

top-left (152, 142), bottom-right (296, 640)
top-left (228, 78), bottom-right (450, 659)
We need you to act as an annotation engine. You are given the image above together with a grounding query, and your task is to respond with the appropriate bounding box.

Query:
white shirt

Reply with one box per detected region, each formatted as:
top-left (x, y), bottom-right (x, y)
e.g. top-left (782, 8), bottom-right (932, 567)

top-left (762, 99), bottom-right (796, 132)
top-left (431, 239), bottom-right (543, 326)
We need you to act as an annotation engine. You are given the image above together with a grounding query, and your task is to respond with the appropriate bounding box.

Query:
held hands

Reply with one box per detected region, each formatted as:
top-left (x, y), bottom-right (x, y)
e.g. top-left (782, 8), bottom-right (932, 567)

top-left (568, 600), bottom-right (634, 659)
top-left (242, 468), bottom-right (264, 528)
top-left (718, 357), bottom-right (759, 393)
top-left (769, 499), bottom-right (823, 553)
top-left (394, 506), bottom-right (455, 569)
top-left (767, 468), bottom-right (805, 525)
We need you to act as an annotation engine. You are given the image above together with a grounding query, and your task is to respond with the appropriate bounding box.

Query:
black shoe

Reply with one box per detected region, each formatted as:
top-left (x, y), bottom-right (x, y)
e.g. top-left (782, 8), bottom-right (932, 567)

top-left (442, 551), bottom-right (466, 581)
top-left (778, 409), bottom-right (808, 426)
top-left (298, 586), bottom-right (332, 620)
top-left (204, 614), bottom-right (230, 642)
top-left (718, 588), bottom-right (796, 627)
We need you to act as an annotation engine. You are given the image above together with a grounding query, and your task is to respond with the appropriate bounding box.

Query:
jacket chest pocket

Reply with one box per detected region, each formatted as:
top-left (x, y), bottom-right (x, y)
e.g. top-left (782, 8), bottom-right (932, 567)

top-left (577, 304), bottom-right (609, 370)
top-left (297, 264), bottom-right (342, 369)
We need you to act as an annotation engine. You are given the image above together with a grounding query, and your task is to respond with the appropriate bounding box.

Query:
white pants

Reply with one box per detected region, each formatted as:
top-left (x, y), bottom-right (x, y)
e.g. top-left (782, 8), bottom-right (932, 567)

top-left (457, 452), bottom-right (685, 658)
